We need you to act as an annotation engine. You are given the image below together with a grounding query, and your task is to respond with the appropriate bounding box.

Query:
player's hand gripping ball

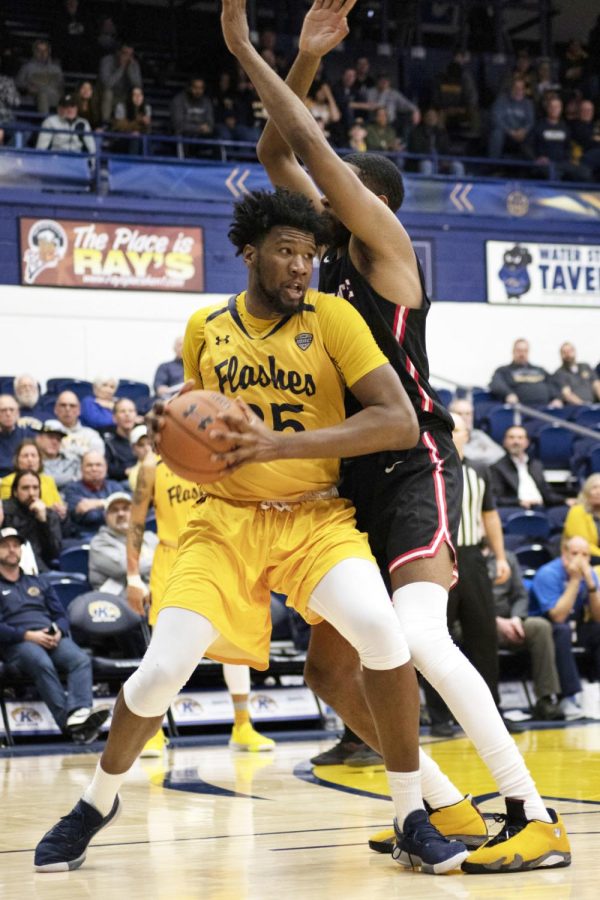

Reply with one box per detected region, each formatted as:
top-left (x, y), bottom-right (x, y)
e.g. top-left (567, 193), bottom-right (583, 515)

top-left (160, 390), bottom-right (245, 482)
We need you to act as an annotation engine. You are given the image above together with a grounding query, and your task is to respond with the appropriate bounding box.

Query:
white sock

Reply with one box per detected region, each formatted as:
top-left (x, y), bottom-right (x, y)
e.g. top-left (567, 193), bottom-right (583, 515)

top-left (394, 582), bottom-right (551, 824)
top-left (419, 748), bottom-right (463, 810)
top-left (386, 769), bottom-right (423, 827)
top-left (82, 762), bottom-right (130, 817)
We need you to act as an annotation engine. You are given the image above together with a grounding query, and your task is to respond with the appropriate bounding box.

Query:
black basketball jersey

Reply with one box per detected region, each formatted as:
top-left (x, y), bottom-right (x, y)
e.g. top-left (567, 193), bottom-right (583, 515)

top-left (319, 247), bottom-right (453, 433)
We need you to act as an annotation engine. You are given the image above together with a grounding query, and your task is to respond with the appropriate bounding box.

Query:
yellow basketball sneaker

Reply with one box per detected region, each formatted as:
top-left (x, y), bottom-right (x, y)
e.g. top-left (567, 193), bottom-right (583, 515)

top-left (369, 795), bottom-right (488, 854)
top-left (229, 722), bottom-right (275, 752)
top-left (462, 799), bottom-right (571, 874)
top-left (140, 729), bottom-right (168, 758)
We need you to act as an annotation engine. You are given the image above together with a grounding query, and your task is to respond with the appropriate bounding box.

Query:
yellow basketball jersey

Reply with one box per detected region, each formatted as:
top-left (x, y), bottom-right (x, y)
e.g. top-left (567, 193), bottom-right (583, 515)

top-left (154, 458), bottom-right (202, 545)
top-left (182, 289), bottom-right (387, 501)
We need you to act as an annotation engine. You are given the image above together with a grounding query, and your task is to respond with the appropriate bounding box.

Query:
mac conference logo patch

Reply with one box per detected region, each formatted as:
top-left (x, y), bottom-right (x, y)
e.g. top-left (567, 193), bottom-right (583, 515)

top-left (295, 333), bottom-right (313, 351)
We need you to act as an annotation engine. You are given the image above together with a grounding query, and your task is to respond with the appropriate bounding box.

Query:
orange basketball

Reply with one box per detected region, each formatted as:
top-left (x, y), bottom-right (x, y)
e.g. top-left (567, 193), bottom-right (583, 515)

top-left (160, 390), bottom-right (244, 483)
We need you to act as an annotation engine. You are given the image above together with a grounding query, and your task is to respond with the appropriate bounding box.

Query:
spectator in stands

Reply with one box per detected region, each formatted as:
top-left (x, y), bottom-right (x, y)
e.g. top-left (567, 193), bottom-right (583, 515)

top-left (365, 106), bottom-right (402, 152)
top-left (1, 471), bottom-right (62, 571)
top-left (424, 413), bottom-right (511, 736)
top-left (16, 39), bottom-right (64, 116)
top-left (0, 395), bottom-right (33, 478)
top-left (80, 377), bottom-right (118, 431)
top-left (532, 59), bottom-right (562, 109)
top-left (501, 48), bottom-right (536, 99)
top-left (213, 71), bottom-right (260, 144)
top-left (534, 95), bottom-right (591, 182)
top-left (0, 440), bottom-right (64, 517)
top-left (64, 450), bottom-right (125, 536)
top-left (12, 374), bottom-right (48, 429)
top-left (560, 39), bottom-right (588, 95)
top-left (233, 74), bottom-right (268, 134)
top-left (36, 94), bottom-right (95, 155)
top-left (563, 474), bottom-right (600, 562)
top-left (483, 543), bottom-right (564, 720)
top-left (170, 78), bottom-right (215, 152)
top-left (432, 52), bottom-right (479, 138)
top-left (35, 420), bottom-right (81, 490)
top-left (306, 81), bottom-right (342, 143)
top-left (98, 43), bottom-right (142, 125)
top-left (553, 341), bottom-right (600, 405)
top-left (112, 86), bottom-right (151, 154)
top-left (103, 398), bottom-right (137, 482)
top-left (95, 16), bottom-right (120, 63)
top-left (354, 56), bottom-right (374, 91)
top-left (0, 527), bottom-right (109, 742)
top-left (530, 536), bottom-right (600, 718)
top-left (448, 398), bottom-right (504, 466)
top-left (366, 73), bottom-right (420, 140)
top-left (52, 0), bottom-right (92, 73)
top-left (332, 68), bottom-right (362, 133)
top-left (153, 337), bottom-right (184, 398)
top-left (75, 80), bottom-right (103, 131)
top-left (571, 100), bottom-right (600, 181)
top-left (53, 391), bottom-right (105, 461)
top-left (89, 492), bottom-right (156, 591)
top-left (488, 77), bottom-right (535, 161)
top-left (257, 29), bottom-right (288, 77)
top-left (127, 425), bottom-right (154, 491)
top-left (407, 107), bottom-right (465, 176)
top-left (491, 425), bottom-right (568, 510)
top-left (347, 120), bottom-right (368, 152)
top-left (0, 57), bottom-right (20, 146)
top-left (490, 338), bottom-right (562, 406)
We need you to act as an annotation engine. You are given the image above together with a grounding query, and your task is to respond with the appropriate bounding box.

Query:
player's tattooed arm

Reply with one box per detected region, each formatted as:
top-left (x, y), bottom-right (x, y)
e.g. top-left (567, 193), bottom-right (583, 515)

top-left (127, 461), bottom-right (155, 573)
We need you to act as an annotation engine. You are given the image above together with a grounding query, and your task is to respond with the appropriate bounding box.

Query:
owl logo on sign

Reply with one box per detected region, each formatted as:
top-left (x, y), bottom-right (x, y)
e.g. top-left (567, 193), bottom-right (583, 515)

top-left (498, 244), bottom-right (533, 300)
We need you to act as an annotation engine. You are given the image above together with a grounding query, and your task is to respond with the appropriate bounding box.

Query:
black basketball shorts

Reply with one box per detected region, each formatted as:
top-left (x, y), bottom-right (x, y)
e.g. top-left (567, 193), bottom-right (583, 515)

top-left (341, 428), bottom-right (462, 585)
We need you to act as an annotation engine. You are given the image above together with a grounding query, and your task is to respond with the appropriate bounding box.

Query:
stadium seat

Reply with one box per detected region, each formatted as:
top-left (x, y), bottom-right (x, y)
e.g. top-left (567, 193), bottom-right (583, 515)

top-left (45, 574), bottom-right (90, 610)
top-left (46, 377), bottom-right (78, 394)
top-left (435, 388), bottom-right (453, 407)
top-left (58, 545), bottom-right (90, 575)
top-left (514, 543), bottom-right (552, 573)
top-left (546, 505), bottom-right (569, 533)
top-left (61, 379), bottom-right (94, 400)
top-left (537, 425), bottom-right (575, 469)
top-left (0, 376), bottom-right (15, 393)
top-left (145, 511), bottom-right (157, 533)
top-left (590, 447), bottom-right (600, 474)
top-left (573, 407), bottom-right (600, 429)
top-left (483, 405), bottom-right (518, 443)
top-left (503, 511), bottom-right (550, 540)
top-left (116, 380), bottom-right (151, 402)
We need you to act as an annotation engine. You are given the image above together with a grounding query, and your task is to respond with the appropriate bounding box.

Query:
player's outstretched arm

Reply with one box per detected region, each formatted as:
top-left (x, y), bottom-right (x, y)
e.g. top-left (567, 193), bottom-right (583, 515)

top-left (221, 0), bottom-right (416, 290)
top-left (257, 0), bottom-right (356, 206)
top-left (210, 364), bottom-right (418, 473)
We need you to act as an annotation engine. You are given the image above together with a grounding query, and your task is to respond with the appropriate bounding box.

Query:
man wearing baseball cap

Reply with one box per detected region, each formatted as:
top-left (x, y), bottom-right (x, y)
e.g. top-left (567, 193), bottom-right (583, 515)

top-left (0, 527), bottom-right (109, 742)
top-left (36, 94), bottom-right (95, 154)
top-left (127, 424), bottom-right (155, 491)
top-left (88, 492), bottom-right (157, 593)
top-left (35, 420), bottom-right (81, 489)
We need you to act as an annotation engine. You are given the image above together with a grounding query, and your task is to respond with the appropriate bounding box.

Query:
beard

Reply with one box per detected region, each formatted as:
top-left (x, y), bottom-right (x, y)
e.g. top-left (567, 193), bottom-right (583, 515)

top-left (254, 258), bottom-right (305, 316)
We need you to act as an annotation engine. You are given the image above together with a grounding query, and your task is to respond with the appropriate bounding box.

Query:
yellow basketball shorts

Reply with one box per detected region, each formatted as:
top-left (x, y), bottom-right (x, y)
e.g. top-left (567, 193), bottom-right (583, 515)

top-left (148, 543), bottom-right (177, 627)
top-left (161, 494), bottom-right (374, 669)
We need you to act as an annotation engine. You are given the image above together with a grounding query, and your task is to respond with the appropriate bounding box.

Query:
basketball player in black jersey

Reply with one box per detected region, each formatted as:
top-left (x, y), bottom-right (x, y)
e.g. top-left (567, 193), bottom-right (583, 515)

top-left (221, 0), bottom-right (571, 873)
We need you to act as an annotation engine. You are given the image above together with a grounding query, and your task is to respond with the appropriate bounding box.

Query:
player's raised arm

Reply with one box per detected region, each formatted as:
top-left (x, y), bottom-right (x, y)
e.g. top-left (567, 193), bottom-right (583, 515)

top-left (221, 1), bottom-right (416, 285)
top-left (256, 0), bottom-right (355, 206)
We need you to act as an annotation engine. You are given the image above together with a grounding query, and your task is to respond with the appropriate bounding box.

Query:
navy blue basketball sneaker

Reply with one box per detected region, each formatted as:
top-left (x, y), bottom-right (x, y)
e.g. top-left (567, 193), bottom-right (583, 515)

top-left (392, 808), bottom-right (469, 875)
top-left (34, 795), bottom-right (121, 872)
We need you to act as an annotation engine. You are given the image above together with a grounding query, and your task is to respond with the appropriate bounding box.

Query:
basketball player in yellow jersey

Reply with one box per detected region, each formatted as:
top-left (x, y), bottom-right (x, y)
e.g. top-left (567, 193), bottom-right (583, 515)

top-left (126, 455), bottom-right (275, 754)
top-left (36, 188), bottom-right (471, 876)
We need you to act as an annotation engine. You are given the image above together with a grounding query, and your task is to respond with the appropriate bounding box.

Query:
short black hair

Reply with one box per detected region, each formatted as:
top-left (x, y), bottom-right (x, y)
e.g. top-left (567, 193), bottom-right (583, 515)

top-left (228, 187), bottom-right (330, 255)
top-left (342, 152), bottom-right (405, 212)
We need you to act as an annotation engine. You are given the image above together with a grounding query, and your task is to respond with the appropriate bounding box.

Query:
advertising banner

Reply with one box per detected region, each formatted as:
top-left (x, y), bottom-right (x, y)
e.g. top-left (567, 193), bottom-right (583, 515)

top-left (486, 240), bottom-right (600, 307)
top-left (19, 217), bottom-right (204, 291)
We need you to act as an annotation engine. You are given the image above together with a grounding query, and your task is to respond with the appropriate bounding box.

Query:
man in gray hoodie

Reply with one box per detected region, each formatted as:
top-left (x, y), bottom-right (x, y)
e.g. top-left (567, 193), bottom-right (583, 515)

top-left (88, 492), bottom-right (156, 591)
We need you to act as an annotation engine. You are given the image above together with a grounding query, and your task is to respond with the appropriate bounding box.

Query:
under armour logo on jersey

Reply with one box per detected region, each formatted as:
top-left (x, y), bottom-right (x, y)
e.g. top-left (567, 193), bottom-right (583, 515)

top-left (295, 333), bottom-right (313, 351)
top-left (215, 335), bottom-right (230, 345)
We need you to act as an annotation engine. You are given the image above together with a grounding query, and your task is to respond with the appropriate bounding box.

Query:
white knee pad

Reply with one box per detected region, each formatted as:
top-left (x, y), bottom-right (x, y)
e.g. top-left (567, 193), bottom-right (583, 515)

top-left (222, 664), bottom-right (251, 695)
top-left (124, 608), bottom-right (219, 718)
top-left (393, 581), bottom-right (463, 687)
top-left (308, 559), bottom-right (410, 670)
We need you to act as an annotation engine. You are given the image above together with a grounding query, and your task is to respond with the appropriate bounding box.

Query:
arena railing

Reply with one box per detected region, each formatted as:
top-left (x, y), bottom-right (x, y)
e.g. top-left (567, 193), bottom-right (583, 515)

top-left (4, 121), bottom-right (592, 190)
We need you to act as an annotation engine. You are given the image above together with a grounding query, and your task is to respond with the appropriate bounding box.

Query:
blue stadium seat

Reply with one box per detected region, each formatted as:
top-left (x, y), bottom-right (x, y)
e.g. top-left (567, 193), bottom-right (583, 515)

top-left (0, 376), bottom-right (15, 393)
top-left (590, 447), bottom-right (600, 474)
top-left (145, 511), bottom-right (157, 533)
top-left (116, 380), bottom-right (151, 402)
top-left (46, 377), bottom-right (77, 394)
top-left (47, 378), bottom-right (93, 400)
top-left (537, 425), bottom-right (575, 469)
top-left (483, 405), bottom-right (518, 443)
top-left (58, 545), bottom-right (90, 575)
top-left (573, 407), bottom-right (600, 429)
top-left (504, 511), bottom-right (550, 540)
top-left (50, 577), bottom-right (91, 610)
top-left (514, 544), bottom-right (552, 573)
top-left (436, 388), bottom-right (454, 408)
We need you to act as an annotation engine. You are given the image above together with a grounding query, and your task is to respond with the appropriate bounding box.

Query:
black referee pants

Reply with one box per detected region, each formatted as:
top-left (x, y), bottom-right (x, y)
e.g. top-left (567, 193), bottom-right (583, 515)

top-left (424, 545), bottom-right (499, 726)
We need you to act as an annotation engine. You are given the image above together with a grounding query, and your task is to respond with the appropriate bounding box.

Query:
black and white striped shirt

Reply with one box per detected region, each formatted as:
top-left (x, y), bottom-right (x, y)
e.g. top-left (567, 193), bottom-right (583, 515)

top-left (458, 461), bottom-right (496, 547)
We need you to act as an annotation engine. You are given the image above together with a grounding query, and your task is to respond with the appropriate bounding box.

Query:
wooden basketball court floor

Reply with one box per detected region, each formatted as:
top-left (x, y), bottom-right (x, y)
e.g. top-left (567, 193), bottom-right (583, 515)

top-left (1, 723), bottom-right (599, 900)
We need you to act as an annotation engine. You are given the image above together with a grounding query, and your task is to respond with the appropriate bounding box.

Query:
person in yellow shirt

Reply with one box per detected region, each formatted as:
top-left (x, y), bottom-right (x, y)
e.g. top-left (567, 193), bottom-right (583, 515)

top-left (0, 439), bottom-right (66, 522)
top-left (127, 452), bottom-right (276, 755)
top-left (563, 474), bottom-right (600, 565)
top-left (35, 187), bottom-right (470, 876)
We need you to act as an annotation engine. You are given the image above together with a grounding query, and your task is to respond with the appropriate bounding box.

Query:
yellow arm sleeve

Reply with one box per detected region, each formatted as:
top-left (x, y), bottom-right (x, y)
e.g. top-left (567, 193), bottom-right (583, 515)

top-left (313, 291), bottom-right (388, 388)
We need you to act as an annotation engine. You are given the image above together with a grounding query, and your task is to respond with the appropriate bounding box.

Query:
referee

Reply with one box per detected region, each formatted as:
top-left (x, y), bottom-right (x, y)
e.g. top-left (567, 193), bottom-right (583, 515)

top-left (425, 413), bottom-right (511, 736)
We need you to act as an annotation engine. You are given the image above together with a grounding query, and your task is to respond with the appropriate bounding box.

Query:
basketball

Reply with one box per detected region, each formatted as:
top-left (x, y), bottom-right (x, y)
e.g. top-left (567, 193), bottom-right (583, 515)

top-left (160, 390), bottom-right (244, 483)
